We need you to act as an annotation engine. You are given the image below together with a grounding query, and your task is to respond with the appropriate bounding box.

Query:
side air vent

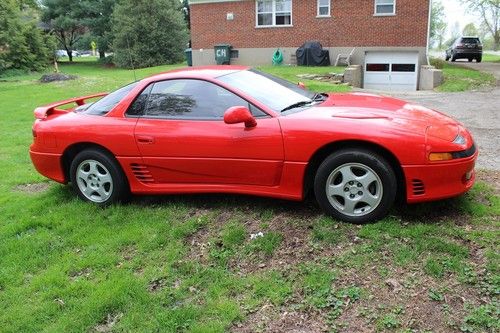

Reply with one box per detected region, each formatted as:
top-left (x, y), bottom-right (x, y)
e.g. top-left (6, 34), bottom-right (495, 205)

top-left (131, 164), bottom-right (154, 183)
top-left (411, 179), bottom-right (425, 196)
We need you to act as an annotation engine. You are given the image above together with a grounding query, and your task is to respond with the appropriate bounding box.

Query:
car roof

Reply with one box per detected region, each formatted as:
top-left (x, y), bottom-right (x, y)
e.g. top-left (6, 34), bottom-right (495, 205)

top-left (146, 65), bottom-right (250, 81)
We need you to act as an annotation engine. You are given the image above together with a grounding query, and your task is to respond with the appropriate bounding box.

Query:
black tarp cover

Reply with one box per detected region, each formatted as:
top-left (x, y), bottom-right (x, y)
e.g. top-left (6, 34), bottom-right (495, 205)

top-left (296, 41), bottom-right (331, 66)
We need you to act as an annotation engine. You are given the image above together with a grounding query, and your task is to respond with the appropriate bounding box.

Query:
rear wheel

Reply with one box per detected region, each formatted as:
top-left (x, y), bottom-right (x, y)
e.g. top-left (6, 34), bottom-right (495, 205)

top-left (70, 149), bottom-right (129, 205)
top-left (468, 58), bottom-right (473, 62)
top-left (314, 149), bottom-right (397, 224)
top-left (477, 56), bottom-right (482, 63)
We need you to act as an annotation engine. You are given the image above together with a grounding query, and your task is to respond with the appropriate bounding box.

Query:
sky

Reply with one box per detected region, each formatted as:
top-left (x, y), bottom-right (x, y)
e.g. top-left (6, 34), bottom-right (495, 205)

top-left (440, 0), bottom-right (479, 38)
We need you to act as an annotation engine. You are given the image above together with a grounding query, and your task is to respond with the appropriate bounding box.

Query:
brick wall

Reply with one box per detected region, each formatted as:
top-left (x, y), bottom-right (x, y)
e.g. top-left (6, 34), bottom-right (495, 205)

top-left (190, 0), bottom-right (429, 49)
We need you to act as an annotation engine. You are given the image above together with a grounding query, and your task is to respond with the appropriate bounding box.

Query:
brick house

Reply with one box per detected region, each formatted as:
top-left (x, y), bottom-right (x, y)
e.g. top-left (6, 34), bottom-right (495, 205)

top-left (188, 0), bottom-right (431, 91)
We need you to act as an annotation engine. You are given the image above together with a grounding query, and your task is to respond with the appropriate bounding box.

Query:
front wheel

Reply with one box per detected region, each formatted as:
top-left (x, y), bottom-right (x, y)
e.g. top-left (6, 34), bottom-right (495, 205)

top-left (314, 149), bottom-right (397, 224)
top-left (70, 149), bottom-right (129, 205)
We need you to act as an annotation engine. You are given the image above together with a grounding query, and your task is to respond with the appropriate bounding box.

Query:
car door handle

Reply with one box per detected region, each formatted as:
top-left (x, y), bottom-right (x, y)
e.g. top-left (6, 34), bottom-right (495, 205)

top-left (136, 136), bottom-right (154, 144)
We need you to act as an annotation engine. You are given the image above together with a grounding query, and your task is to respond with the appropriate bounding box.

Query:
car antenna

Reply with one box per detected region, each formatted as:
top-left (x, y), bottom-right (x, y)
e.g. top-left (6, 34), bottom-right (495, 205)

top-left (126, 36), bottom-right (137, 82)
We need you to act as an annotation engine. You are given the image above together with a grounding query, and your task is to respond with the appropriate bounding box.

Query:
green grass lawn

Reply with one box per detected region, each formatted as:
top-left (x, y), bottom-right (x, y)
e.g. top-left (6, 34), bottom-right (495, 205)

top-left (257, 65), bottom-right (351, 93)
top-left (437, 63), bottom-right (496, 92)
top-left (482, 53), bottom-right (500, 63)
top-left (0, 59), bottom-right (498, 332)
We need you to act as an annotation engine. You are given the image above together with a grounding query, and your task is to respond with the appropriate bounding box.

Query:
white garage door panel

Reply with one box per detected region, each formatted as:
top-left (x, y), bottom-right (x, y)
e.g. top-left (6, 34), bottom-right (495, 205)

top-left (364, 52), bottom-right (418, 91)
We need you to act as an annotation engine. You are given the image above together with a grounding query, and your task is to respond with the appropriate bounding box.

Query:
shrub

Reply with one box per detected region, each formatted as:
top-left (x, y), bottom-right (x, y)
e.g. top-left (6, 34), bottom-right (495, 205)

top-left (111, 0), bottom-right (189, 69)
top-left (430, 57), bottom-right (446, 69)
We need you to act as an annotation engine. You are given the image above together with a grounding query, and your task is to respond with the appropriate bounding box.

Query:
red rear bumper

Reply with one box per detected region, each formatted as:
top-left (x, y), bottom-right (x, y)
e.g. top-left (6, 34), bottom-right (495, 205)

top-left (29, 150), bottom-right (66, 183)
top-left (403, 154), bottom-right (477, 203)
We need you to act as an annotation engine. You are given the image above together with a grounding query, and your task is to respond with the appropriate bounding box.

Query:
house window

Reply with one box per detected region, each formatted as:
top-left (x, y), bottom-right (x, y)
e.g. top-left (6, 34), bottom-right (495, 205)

top-left (317, 0), bottom-right (330, 17)
top-left (374, 0), bottom-right (395, 15)
top-left (256, 0), bottom-right (292, 27)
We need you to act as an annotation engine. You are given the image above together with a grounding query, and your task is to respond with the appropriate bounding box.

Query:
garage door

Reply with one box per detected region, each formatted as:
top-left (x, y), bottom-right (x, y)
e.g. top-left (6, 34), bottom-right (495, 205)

top-left (364, 52), bottom-right (418, 91)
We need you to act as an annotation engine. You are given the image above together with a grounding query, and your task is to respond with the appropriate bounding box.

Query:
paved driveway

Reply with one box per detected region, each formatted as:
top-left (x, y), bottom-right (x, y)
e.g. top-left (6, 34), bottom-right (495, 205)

top-left (385, 88), bottom-right (499, 170)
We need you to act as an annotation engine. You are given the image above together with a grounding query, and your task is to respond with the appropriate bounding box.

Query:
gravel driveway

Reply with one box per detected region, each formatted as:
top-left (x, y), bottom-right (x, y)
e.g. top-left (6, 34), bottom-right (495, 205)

top-left (356, 60), bottom-right (500, 171)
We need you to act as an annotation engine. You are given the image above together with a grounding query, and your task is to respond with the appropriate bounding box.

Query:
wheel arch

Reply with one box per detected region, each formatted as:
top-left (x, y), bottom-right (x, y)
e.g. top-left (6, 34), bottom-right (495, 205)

top-left (303, 140), bottom-right (406, 202)
top-left (61, 142), bottom-right (122, 183)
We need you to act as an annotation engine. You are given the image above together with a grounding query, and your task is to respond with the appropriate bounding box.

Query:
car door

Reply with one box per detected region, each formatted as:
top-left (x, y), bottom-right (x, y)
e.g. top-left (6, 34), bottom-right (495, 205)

top-left (132, 79), bottom-right (284, 186)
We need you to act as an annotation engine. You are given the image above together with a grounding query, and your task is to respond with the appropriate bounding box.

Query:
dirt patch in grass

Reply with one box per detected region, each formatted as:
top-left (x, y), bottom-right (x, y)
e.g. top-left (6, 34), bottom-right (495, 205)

top-left (334, 266), bottom-right (478, 332)
top-left (14, 182), bottom-right (50, 194)
top-left (232, 304), bottom-right (328, 333)
top-left (476, 169), bottom-right (500, 195)
top-left (92, 313), bottom-right (123, 333)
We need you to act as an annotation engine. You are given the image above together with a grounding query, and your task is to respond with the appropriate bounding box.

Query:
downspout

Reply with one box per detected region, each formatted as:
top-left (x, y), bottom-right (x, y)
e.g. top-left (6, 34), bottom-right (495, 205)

top-left (426, 0), bottom-right (432, 65)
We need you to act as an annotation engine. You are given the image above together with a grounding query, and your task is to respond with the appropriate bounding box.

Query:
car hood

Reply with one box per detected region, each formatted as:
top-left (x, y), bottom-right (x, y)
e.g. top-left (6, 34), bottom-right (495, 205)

top-left (294, 92), bottom-right (462, 142)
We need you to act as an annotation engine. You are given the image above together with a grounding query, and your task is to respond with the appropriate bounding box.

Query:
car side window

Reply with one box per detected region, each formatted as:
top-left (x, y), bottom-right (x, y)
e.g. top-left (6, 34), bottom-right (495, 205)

top-left (126, 84), bottom-right (153, 117)
top-left (141, 79), bottom-right (261, 120)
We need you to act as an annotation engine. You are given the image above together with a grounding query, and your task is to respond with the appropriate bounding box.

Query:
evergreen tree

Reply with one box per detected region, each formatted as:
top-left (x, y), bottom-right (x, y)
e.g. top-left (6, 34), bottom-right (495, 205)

top-left (42, 0), bottom-right (85, 62)
top-left (80, 0), bottom-right (117, 58)
top-left (112, 0), bottom-right (189, 69)
top-left (0, 0), bottom-right (54, 74)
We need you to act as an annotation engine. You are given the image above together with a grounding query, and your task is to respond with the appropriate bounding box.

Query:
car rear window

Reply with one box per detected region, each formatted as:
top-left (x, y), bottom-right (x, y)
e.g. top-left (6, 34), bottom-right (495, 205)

top-left (79, 82), bottom-right (139, 116)
top-left (461, 38), bottom-right (480, 44)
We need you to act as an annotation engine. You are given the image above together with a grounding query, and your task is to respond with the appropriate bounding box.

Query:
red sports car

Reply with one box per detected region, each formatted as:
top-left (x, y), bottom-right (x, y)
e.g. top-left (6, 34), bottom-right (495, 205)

top-left (30, 66), bottom-right (477, 223)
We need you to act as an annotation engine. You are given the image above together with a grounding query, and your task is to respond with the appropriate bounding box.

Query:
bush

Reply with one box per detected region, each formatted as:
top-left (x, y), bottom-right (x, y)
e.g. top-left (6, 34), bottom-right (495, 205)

top-left (0, 1), bottom-right (55, 75)
top-left (430, 57), bottom-right (446, 69)
top-left (111, 0), bottom-right (189, 69)
top-left (98, 55), bottom-right (115, 66)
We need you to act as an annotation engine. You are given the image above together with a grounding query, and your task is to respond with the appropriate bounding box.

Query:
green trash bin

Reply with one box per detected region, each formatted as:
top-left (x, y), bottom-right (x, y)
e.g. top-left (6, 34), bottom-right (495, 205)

top-left (185, 48), bottom-right (192, 67)
top-left (214, 44), bottom-right (232, 65)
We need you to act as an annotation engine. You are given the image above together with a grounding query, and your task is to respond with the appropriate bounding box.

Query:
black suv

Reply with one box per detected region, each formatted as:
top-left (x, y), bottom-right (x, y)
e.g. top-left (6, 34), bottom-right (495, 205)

top-left (445, 37), bottom-right (482, 62)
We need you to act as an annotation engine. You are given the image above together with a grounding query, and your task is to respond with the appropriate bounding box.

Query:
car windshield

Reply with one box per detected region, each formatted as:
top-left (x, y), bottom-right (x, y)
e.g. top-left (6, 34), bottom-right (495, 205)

top-left (217, 69), bottom-right (316, 112)
top-left (80, 82), bottom-right (139, 116)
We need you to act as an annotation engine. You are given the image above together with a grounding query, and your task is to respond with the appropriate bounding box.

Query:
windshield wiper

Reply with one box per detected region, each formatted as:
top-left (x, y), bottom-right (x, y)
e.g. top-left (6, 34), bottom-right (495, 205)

top-left (312, 92), bottom-right (328, 101)
top-left (281, 100), bottom-right (314, 112)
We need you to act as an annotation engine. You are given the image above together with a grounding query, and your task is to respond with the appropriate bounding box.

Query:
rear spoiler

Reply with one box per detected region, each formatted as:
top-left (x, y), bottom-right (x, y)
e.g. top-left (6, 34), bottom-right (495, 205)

top-left (34, 93), bottom-right (108, 120)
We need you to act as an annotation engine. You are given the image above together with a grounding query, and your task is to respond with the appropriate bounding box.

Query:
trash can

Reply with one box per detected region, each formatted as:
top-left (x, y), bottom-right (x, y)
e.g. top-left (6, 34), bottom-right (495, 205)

top-left (184, 48), bottom-right (192, 67)
top-left (214, 44), bottom-right (232, 65)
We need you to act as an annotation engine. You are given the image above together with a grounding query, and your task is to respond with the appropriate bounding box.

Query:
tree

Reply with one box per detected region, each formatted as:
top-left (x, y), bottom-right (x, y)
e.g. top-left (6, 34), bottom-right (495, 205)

top-left (463, 23), bottom-right (479, 36)
top-left (461, 0), bottom-right (500, 50)
top-left (79, 0), bottom-right (117, 58)
top-left (1, 0), bottom-right (54, 74)
top-left (112, 0), bottom-right (189, 69)
top-left (182, 0), bottom-right (190, 30)
top-left (430, 0), bottom-right (447, 49)
top-left (41, 0), bottom-right (85, 62)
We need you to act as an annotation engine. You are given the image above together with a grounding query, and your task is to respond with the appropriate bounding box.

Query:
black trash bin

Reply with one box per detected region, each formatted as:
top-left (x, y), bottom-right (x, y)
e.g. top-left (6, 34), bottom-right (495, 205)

top-left (214, 44), bottom-right (232, 65)
top-left (185, 48), bottom-right (193, 66)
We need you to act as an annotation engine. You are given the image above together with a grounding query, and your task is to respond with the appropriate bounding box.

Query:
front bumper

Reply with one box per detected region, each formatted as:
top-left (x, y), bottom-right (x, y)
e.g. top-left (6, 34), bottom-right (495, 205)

top-left (403, 153), bottom-right (477, 203)
top-left (29, 149), bottom-right (66, 183)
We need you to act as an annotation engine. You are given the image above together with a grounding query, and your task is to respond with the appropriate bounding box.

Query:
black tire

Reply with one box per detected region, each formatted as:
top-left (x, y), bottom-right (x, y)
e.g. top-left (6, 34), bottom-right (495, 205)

top-left (451, 55), bottom-right (456, 62)
top-left (477, 56), bottom-right (482, 63)
top-left (70, 148), bottom-right (129, 205)
top-left (445, 55), bottom-right (450, 61)
top-left (314, 149), bottom-right (397, 224)
top-left (468, 58), bottom-right (473, 62)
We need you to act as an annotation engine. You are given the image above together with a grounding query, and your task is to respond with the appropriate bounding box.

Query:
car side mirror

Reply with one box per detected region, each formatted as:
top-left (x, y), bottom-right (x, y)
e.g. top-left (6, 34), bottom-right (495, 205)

top-left (224, 106), bottom-right (257, 128)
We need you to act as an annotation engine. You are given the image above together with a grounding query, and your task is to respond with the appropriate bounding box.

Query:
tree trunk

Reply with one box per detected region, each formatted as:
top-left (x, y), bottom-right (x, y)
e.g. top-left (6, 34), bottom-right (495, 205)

top-left (99, 50), bottom-right (106, 59)
top-left (68, 50), bottom-right (73, 62)
top-left (494, 35), bottom-right (500, 52)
